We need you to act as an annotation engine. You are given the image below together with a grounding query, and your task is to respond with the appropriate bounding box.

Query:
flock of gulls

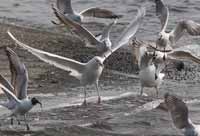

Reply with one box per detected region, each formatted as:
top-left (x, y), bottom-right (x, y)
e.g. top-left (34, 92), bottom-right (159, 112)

top-left (0, 0), bottom-right (199, 135)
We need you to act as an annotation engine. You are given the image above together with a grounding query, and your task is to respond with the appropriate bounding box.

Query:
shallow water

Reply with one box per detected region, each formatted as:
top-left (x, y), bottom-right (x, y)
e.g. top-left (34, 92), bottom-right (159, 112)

top-left (0, 0), bottom-right (200, 135)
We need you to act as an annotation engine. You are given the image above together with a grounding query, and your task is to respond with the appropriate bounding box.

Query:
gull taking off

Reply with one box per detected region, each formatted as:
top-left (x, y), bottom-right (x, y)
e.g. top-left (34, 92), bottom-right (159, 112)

top-left (51, 0), bottom-right (122, 24)
top-left (0, 47), bottom-right (42, 130)
top-left (164, 93), bottom-right (200, 136)
top-left (8, 7), bottom-right (145, 105)
top-left (52, 5), bottom-right (117, 53)
top-left (155, 0), bottom-right (200, 55)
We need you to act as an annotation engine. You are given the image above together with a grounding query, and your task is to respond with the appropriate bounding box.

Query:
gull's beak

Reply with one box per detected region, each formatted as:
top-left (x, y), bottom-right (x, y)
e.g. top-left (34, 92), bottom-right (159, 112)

top-left (37, 101), bottom-right (43, 111)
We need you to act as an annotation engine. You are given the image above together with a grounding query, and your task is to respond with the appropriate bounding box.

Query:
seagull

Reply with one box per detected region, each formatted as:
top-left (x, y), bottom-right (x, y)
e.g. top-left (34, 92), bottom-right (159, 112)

top-left (155, 0), bottom-right (200, 57)
top-left (130, 39), bottom-right (200, 96)
top-left (131, 43), bottom-right (165, 97)
top-left (51, 0), bottom-right (122, 25)
top-left (7, 7), bottom-right (145, 105)
top-left (52, 5), bottom-right (117, 53)
top-left (0, 47), bottom-right (42, 130)
top-left (164, 93), bottom-right (200, 136)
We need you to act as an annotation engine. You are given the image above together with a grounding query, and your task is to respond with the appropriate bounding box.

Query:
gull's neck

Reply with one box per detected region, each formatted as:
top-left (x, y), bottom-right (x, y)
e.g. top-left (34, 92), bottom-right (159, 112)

top-left (139, 56), bottom-right (153, 70)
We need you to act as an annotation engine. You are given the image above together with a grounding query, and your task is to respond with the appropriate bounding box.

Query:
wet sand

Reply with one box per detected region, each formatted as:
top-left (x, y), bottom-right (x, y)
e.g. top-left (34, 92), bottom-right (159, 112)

top-left (0, 0), bottom-right (200, 135)
top-left (0, 22), bottom-right (199, 136)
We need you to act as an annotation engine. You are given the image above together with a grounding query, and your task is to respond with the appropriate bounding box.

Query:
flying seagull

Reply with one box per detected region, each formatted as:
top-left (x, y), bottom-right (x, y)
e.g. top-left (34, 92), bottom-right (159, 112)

top-left (0, 47), bottom-right (42, 130)
top-left (52, 5), bottom-right (117, 53)
top-left (8, 7), bottom-right (145, 105)
top-left (51, 0), bottom-right (122, 24)
top-left (164, 93), bottom-right (200, 136)
top-left (155, 0), bottom-right (200, 56)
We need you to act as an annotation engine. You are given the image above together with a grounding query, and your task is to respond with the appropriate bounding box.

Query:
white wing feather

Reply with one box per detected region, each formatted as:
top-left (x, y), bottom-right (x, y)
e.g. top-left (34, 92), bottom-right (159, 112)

top-left (7, 31), bottom-right (85, 80)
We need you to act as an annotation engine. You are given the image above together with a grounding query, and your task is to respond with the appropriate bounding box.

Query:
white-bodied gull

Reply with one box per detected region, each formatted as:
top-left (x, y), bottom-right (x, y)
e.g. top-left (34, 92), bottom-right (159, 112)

top-left (8, 7), bottom-right (145, 105)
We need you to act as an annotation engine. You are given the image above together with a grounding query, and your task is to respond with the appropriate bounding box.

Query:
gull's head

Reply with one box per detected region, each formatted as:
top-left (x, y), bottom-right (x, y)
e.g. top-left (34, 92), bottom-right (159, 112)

top-left (31, 97), bottom-right (42, 108)
top-left (93, 56), bottom-right (104, 67)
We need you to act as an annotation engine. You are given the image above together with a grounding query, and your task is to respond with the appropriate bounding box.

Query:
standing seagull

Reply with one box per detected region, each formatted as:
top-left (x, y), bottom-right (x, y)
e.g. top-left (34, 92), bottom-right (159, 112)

top-left (130, 39), bottom-right (200, 96)
top-left (0, 47), bottom-right (42, 130)
top-left (51, 0), bottom-right (122, 24)
top-left (164, 93), bottom-right (200, 136)
top-left (8, 7), bottom-right (145, 105)
top-left (155, 0), bottom-right (200, 57)
top-left (133, 44), bottom-right (165, 97)
top-left (52, 5), bottom-right (117, 53)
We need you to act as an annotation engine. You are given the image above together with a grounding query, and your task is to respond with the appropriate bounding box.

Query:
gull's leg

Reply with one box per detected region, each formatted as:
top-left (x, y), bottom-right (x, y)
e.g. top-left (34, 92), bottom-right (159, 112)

top-left (163, 47), bottom-right (166, 60)
top-left (16, 115), bottom-right (21, 125)
top-left (82, 87), bottom-right (87, 106)
top-left (95, 81), bottom-right (101, 104)
top-left (155, 87), bottom-right (159, 98)
top-left (10, 117), bottom-right (13, 125)
top-left (140, 86), bottom-right (144, 96)
top-left (24, 114), bottom-right (30, 131)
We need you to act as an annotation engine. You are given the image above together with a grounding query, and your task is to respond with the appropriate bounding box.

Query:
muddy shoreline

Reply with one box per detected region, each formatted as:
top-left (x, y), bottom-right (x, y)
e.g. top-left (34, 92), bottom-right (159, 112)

top-left (0, 22), bottom-right (199, 136)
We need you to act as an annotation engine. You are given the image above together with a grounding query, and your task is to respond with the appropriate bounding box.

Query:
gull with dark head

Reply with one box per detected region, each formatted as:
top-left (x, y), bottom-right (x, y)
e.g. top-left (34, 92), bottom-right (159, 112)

top-left (8, 7), bottom-right (145, 105)
top-left (155, 0), bottom-right (200, 57)
top-left (51, 0), bottom-right (122, 25)
top-left (52, 5), bottom-right (117, 53)
top-left (164, 93), bottom-right (200, 136)
top-left (0, 47), bottom-right (42, 130)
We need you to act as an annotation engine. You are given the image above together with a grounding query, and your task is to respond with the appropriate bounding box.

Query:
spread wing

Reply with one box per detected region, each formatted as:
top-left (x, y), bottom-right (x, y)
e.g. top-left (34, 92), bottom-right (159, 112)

top-left (52, 6), bottom-right (100, 47)
top-left (0, 84), bottom-right (20, 104)
top-left (168, 50), bottom-right (200, 64)
top-left (80, 7), bottom-right (122, 19)
top-left (102, 7), bottom-right (146, 61)
top-left (155, 0), bottom-right (169, 32)
top-left (8, 31), bottom-right (85, 80)
top-left (99, 19), bottom-right (117, 41)
top-left (169, 20), bottom-right (200, 43)
top-left (164, 93), bottom-right (189, 129)
top-left (56, 0), bottom-right (74, 14)
top-left (5, 47), bottom-right (28, 100)
top-left (0, 74), bottom-right (14, 101)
